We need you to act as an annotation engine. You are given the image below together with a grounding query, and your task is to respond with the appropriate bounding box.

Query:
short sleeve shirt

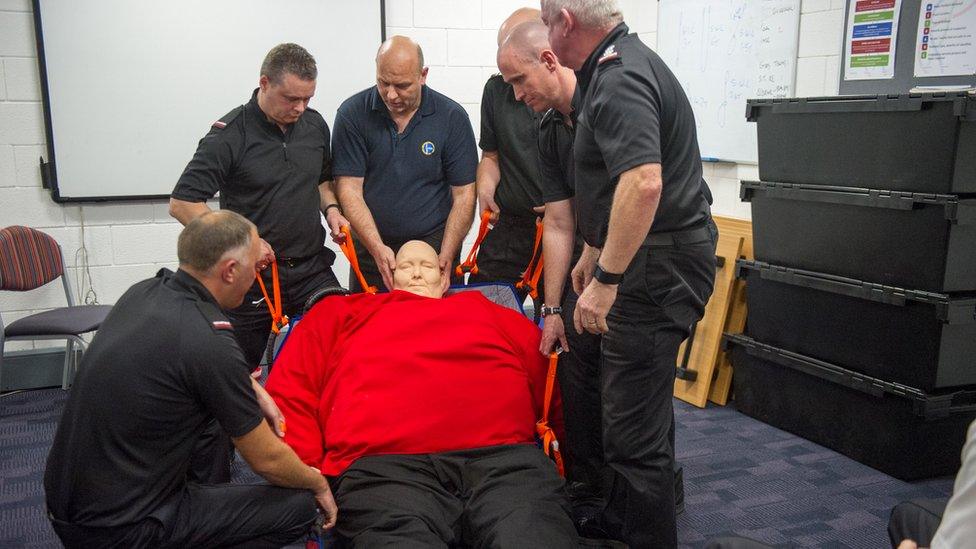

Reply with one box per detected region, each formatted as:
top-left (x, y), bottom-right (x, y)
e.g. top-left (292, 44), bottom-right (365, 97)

top-left (331, 86), bottom-right (478, 242)
top-left (574, 24), bottom-right (713, 248)
top-left (171, 90), bottom-right (333, 260)
top-left (479, 74), bottom-right (543, 217)
top-left (537, 85), bottom-right (580, 205)
top-left (44, 269), bottom-right (262, 527)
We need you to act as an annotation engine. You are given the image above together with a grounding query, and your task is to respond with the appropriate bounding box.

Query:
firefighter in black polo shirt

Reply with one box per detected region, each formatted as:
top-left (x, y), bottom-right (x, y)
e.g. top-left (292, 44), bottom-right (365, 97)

top-left (45, 211), bottom-right (336, 549)
top-left (470, 8), bottom-right (546, 305)
top-left (170, 43), bottom-right (345, 384)
top-left (541, 1), bottom-right (718, 547)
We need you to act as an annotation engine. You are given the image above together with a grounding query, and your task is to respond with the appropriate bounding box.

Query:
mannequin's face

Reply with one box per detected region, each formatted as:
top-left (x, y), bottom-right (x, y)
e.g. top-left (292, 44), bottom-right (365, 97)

top-left (393, 240), bottom-right (443, 298)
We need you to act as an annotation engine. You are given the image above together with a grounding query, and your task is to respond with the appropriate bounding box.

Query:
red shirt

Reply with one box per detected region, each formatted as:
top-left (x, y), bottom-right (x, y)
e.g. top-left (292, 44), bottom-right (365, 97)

top-left (265, 290), bottom-right (550, 476)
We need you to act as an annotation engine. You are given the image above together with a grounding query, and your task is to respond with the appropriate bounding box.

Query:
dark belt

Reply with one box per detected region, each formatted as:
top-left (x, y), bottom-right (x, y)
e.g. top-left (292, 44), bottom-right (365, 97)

top-left (276, 255), bottom-right (315, 268)
top-left (643, 225), bottom-right (712, 247)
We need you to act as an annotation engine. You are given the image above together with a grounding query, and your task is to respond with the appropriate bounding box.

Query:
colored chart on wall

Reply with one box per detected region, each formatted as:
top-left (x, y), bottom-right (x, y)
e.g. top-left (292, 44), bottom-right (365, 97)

top-left (914, 0), bottom-right (976, 77)
top-left (657, 0), bottom-right (801, 164)
top-left (845, 0), bottom-right (903, 80)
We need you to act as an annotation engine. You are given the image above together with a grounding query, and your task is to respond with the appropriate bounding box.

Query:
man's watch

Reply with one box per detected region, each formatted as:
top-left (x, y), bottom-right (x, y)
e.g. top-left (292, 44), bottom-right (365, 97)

top-left (593, 264), bottom-right (624, 285)
top-left (540, 305), bottom-right (562, 317)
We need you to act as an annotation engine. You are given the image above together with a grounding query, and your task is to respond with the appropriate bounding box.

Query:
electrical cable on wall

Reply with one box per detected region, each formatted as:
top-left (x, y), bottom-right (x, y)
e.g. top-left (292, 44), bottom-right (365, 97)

top-left (73, 207), bottom-right (99, 306)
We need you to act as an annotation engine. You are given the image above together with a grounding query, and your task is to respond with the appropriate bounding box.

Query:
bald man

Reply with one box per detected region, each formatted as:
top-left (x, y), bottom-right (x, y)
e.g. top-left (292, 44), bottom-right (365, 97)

top-left (497, 18), bottom-right (614, 533)
top-left (469, 8), bottom-right (546, 303)
top-left (266, 240), bottom-right (578, 547)
top-left (333, 36), bottom-right (478, 294)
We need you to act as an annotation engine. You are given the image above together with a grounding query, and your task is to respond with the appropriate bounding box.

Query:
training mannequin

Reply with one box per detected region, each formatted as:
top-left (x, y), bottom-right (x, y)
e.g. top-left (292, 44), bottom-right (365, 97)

top-left (266, 240), bottom-right (577, 548)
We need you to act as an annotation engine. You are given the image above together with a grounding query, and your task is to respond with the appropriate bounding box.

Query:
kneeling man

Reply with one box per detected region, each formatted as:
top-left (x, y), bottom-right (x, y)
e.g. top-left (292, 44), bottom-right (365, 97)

top-left (266, 240), bottom-right (576, 548)
top-left (45, 211), bottom-right (336, 548)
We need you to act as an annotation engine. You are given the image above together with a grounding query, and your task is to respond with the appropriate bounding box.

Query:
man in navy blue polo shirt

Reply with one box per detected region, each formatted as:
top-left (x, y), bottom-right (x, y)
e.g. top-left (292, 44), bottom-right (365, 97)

top-left (333, 36), bottom-right (478, 292)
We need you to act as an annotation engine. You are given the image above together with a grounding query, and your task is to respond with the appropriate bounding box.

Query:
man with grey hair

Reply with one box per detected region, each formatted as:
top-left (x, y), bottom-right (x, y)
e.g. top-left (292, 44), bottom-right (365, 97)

top-left (333, 36), bottom-right (478, 293)
top-left (541, 1), bottom-right (718, 547)
top-left (170, 43), bottom-right (346, 389)
top-left (45, 211), bottom-right (338, 548)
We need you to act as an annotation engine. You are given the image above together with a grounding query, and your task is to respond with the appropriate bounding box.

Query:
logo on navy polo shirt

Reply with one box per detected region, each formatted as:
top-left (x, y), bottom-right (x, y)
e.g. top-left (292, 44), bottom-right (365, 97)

top-left (421, 141), bottom-right (435, 156)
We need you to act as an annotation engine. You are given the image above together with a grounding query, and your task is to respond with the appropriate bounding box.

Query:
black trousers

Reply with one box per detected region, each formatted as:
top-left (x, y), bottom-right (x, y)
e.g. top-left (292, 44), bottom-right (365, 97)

top-left (557, 286), bottom-right (606, 516)
top-left (228, 246), bottom-right (341, 368)
top-left (590, 223), bottom-right (717, 549)
top-left (468, 213), bottom-right (544, 306)
top-left (331, 444), bottom-right (577, 548)
top-left (888, 498), bottom-right (947, 548)
top-left (50, 483), bottom-right (318, 549)
top-left (349, 228), bottom-right (460, 292)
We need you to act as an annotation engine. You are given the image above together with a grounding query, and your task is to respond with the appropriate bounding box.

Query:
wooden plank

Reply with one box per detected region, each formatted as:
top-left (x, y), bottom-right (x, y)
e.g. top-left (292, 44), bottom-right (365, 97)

top-left (708, 279), bottom-right (747, 405)
top-left (707, 215), bottom-right (754, 406)
top-left (673, 233), bottom-right (743, 408)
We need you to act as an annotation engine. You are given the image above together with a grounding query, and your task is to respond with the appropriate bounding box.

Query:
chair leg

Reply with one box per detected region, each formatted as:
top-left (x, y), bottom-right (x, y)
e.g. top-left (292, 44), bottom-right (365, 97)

top-left (62, 339), bottom-right (78, 390)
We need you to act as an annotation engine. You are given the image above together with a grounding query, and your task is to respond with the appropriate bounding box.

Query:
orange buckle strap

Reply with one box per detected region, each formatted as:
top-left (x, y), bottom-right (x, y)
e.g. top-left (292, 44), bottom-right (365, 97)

top-left (515, 217), bottom-right (544, 299)
top-left (455, 210), bottom-right (494, 279)
top-left (536, 351), bottom-right (565, 477)
top-left (337, 226), bottom-right (378, 295)
top-left (255, 262), bottom-right (289, 335)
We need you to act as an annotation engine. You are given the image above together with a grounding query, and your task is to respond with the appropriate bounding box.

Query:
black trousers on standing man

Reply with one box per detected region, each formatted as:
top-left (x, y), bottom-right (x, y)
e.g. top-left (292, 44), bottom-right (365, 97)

top-left (596, 221), bottom-right (717, 548)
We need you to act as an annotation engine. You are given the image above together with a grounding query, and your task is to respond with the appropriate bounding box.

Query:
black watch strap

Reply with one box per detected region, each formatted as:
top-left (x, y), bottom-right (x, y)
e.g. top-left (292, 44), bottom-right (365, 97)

top-left (540, 305), bottom-right (562, 317)
top-left (593, 264), bottom-right (623, 285)
top-left (323, 203), bottom-right (341, 214)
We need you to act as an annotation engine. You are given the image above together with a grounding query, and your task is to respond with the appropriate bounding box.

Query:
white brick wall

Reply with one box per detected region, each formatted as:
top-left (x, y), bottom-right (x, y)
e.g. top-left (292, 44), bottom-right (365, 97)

top-left (0, 2), bottom-right (183, 351)
top-left (1, 0), bottom-right (847, 351)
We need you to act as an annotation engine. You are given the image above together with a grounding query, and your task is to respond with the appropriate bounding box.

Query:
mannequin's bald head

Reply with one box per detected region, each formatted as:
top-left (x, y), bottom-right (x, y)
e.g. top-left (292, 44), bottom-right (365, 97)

top-left (393, 240), bottom-right (444, 298)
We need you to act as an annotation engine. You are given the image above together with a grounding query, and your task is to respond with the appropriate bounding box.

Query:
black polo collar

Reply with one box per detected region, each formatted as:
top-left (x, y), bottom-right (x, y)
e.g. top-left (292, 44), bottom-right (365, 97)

top-left (245, 88), bottom-right (298, 134)
top-left (164, 268), bottom-right (221, 307)
top-left (560, 84), bottom-right (581, 128)
top-left (577, 22), bottom-right (629, 96)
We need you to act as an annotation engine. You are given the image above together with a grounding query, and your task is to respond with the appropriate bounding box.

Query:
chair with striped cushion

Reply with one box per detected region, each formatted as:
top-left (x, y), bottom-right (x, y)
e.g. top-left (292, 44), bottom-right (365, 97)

top-left (0, 226), bottom-right (112, 391)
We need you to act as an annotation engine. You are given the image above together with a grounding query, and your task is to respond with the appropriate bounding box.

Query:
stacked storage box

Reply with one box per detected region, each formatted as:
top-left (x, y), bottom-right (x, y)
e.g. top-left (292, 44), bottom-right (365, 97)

top-left (726, 93), bottom-right (976, 480)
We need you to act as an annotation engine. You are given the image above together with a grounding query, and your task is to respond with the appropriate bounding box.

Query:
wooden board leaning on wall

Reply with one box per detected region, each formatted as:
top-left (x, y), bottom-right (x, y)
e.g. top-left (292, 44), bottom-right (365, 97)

top-left (672, 215), bottom-right (753, 408)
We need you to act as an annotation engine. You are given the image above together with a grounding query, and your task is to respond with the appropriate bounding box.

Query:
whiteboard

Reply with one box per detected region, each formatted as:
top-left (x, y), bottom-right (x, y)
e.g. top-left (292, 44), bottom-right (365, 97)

top-left (34, 0), bottom-right (384, 201)
top-left (656, 0), bottom-right (800, 164)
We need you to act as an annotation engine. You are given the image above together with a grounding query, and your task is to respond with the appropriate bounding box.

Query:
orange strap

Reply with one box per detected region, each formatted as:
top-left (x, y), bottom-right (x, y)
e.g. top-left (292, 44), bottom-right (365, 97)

top-left (535, 352), bottom-right (565, 477)
top-left (515, 217), bottom-right (545, 299)
top-left (337, 226), bottom-right (378, 295)
top-left (455, 210), bottom-right (493, 278)
top-left (255, 262), bottom-right (289, 335)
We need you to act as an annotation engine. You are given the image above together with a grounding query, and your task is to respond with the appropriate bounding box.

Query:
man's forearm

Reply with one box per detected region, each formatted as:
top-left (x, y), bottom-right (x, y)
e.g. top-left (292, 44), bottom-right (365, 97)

top-left (318, 181), bottom-right (340, 211)
top-left (542, 199), bottom-right (576, 305)
top-left (233, 423), bottom-right (327, 492)
top-left (168, 198), bottom-right (212, 226)
top-left (598, 164), bottom-right (662, 274)
top-left (441, 184), bottom-right (476, 260)
top-left (336, 177), bottom-right (385, 252)
top-left (476, 152), bottom-right (501, 211)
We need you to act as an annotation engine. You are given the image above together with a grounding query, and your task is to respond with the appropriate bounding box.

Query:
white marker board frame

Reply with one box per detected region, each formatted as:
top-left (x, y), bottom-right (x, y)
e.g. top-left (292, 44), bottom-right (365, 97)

top-left (32, 0), bottom-right (385, 203)
top-left (656, 0), bottom-right (800, 164)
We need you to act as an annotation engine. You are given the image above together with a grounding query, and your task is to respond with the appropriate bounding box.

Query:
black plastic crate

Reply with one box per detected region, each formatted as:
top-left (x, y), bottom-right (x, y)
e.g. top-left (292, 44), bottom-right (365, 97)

top-left (741, 181), bottom-right (976, 292)
top-left (746, 93), bottom-right (976, 193)
top-left (725, 333), bottom-right (976, 480)
top-left (737, 260), bottom-right (976, 391)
